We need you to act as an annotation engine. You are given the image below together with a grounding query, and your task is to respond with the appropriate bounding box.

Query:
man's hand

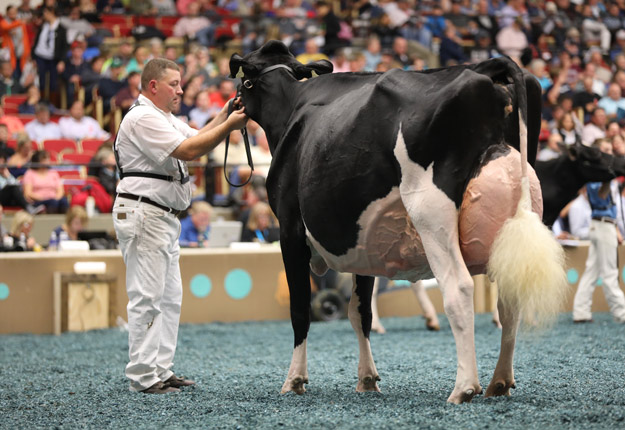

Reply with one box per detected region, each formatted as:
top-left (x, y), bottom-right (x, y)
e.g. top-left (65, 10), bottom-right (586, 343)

top-left (226, 107), bottom-right (248, 130)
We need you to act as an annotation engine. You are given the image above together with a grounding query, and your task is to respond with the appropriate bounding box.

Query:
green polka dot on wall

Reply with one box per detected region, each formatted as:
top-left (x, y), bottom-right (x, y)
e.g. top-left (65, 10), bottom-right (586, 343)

top-left (566, 268), bottom-right (579, 284)
top-left (225, 269), bottom-right (252, 300)
top-left (0, 283), bottom-right (9, 300)
top-left (190, 275), bottom-right (212, 298)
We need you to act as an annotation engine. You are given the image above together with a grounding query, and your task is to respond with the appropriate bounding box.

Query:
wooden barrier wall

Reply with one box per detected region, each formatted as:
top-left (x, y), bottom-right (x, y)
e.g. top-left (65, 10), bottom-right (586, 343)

top-left (1, 243), bottom-right (624, 334)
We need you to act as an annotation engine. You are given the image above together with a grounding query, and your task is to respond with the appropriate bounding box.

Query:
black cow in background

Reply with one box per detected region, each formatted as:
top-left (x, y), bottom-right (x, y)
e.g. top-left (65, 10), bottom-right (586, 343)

top-left (536, 143), bottom-right (625, 227)
top-left (229, 40), bottom-right (566, 403)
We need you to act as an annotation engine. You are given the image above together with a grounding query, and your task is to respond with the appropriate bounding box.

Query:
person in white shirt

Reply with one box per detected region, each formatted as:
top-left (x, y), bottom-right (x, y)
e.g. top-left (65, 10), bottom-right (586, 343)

top-left (113, 58), bottom-right (247, 395)
top-left (24, 103), bottom-right (62, 142)
top-left (59, 100), bottom-right (110, 141)
top-left (582, 107), bottom-right (607, 146)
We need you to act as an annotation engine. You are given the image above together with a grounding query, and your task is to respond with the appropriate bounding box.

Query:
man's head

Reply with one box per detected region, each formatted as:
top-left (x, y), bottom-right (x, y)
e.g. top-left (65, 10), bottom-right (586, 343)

top-left (34, 103), bottom-right (51, 123)
top-left (189, 201), bottom-right (212, 233)
top-left (0, 61), bottom-right (13, 79)
top-left (69, 100), bottom-right (85, 120)
top-left (218, 79), bottom-right (235, 100)
top-left (591, 107), bottom-right (607, 128)
top-left (141, 58), bottom-right (182, 113)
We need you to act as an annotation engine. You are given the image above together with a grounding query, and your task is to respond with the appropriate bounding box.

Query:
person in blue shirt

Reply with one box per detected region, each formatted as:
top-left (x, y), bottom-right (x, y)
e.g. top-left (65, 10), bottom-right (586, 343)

top-left (573, 138), bottom-right (625, 323)
top-left (179, 200), bottom-right (212, 248)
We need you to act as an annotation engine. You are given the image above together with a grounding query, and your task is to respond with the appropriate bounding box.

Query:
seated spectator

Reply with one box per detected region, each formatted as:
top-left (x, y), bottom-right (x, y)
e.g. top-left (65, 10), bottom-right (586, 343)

top-left (582, 107), bottom-right (608, 146)
top-left (612, 133), bottom-right (625, 158)
top-left (0, 60), bottom-right (22, 98)
top-left (9, 210), bottom-right (38, 251)
top-left (112, 70), bottom-right (140, 114)
top-left (179, 201), bottom-right (212, 248)
top-left (22, 150), bottom-right (68, 214)
top-left (240, 201), bottom-right (279, 243)
top-left (59, 5), bottom-right (96, 46)
top-left (296, 39), bottom-right (330, 64)
top-left (556, 112), bottom-right (583, 146)
top-left (125, 45), bottom-right (149, 75)
top-left (79, 55), bottom-right (106, 106)
top-left (496, 16), bottom-right (528, 63)
top-left (470, 30), bottom-right (499, 64)
top-left (188, 89), bottom-right (217, 129)
top-left (598, 83), bottom-right (625, 121)
top-left (439, 23), bottom-right (468, 66)
top-left (537, 133), bottom-right (564, 161)
top-left (50, 205), bottom-right (88, 247)
top-left (363, 35), bottom-right (382, 72)
top-left (173, 1), bottom-right (212, 44)
top-left (209, 78), bottom-right (236, 110)
top-left (59, 100), bottom-right (110, 141)
top-left (25, 103), bottom-right (62, 142)
top-left (0, 152), bottom-right (42, 214)
top-left (0, 106), bottom-right (25, 139)
top-left (90, 148), bottom-right (118, 196)
top-left (6, 132), bottom-right (33, 177)
top-left (98, 58), bottom-right (128, 115)
top-left (19, 85), bottom-right (43, 115)
top-left (101, 40), bottom-right (133, 78)
top-left (0, 124), bottom-right (13, 157)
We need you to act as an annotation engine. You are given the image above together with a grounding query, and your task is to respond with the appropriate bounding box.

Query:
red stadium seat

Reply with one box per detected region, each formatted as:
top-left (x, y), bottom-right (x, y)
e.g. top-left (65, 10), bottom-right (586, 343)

top-left (80, 139), bottom-right (107, 153)
top-left (62, 152), bottom-right (93, 165)
top-left (42, 139), bottom-right (78, 154)
top-left (6, 139), bottom-right (17, 149)
top-left (1, 94), bottom-right (28, 114)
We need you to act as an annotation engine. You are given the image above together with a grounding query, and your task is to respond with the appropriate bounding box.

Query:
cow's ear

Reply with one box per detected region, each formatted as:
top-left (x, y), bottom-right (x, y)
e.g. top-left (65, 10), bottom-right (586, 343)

top-left (229, 54), bottom-right (260, 79)
top-left (293, 60), bottom-right (334, 80)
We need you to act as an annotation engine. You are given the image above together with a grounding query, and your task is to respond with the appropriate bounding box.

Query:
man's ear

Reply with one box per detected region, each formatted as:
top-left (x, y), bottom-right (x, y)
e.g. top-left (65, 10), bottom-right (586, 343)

top-left (293, 60), bottom-right (334, 80)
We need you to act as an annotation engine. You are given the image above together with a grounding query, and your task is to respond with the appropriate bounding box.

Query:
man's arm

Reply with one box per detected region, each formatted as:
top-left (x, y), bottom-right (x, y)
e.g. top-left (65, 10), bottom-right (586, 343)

top-left (170, 107), bottom-right (247, 161)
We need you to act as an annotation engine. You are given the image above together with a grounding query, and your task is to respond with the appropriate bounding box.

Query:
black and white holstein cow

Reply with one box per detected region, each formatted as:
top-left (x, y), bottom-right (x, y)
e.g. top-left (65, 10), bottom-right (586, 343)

top-left (371, 142), bottom-right (625, 333)
top-left (229, 40), bottom-right (567, 404)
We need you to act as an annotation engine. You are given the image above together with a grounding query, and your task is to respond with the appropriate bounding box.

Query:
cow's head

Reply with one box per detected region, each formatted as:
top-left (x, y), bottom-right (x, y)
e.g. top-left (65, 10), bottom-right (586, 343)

top-left (229, 40), bottom-right (333, 118)
top-left (567, 142), bottom-right (625, 181)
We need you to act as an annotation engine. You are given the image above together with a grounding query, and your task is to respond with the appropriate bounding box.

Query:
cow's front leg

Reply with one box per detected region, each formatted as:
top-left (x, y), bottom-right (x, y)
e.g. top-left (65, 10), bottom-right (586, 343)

top-left (410, 281), bottom-right (440, 331)
top-left (279, 224), bottom-right (313, 395)
top-left (370, 277), bottom-right (386, 334)
top-left (485, 298), bottom-right (520, 397)
top-left (349, 275), bottom-right (381, 392)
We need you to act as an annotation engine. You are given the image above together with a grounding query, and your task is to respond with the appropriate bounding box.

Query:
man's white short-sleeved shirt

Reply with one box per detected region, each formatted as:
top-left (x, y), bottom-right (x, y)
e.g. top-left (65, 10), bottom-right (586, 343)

top-left (115, 94), bottom-right (198, 210)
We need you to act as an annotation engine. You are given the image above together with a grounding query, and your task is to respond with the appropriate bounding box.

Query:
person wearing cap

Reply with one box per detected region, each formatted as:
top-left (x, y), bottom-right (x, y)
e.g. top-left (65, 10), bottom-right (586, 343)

top-left (61, 40), bottom-right (88, 103)
top-left (113, 58), bottom-right (248, 394)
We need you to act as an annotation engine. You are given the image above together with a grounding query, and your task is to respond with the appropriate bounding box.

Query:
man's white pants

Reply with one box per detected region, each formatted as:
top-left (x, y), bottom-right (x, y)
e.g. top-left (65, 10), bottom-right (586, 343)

top-left (573, 220), bottom-right (625, 322)
top-left (113, 197), bottom-right (182, 391)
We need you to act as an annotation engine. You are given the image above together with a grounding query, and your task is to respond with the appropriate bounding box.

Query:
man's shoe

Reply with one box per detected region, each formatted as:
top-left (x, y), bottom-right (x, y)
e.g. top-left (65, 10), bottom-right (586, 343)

top-left (140, 381), bottom-right (180, 394)
top-left (164, 375), bottom-right (196, 388)
top-left (573, 319), bottom-right (594, 324)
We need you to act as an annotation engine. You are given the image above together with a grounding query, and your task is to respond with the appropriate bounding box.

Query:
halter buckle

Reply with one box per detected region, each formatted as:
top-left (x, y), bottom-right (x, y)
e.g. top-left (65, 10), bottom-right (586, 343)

top-left (243, 80), bottom-right (253, 89)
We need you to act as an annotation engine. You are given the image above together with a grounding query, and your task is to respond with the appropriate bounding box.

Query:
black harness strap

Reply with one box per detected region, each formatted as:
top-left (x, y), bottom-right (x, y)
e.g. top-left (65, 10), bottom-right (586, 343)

top-left (223, 85), bottom-right (254, 188)
top-left (114, 100), bottom-right (189, 184)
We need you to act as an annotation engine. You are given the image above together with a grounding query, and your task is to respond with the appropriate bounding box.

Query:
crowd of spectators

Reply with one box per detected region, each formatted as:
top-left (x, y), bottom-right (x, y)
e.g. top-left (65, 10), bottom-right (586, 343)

top-left (3, 0), bottom-right (625, 250)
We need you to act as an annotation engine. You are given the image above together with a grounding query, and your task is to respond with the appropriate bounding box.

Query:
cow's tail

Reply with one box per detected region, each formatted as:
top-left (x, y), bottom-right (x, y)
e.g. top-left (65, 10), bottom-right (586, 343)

top-left (487, 59), bottom-right (567, 328)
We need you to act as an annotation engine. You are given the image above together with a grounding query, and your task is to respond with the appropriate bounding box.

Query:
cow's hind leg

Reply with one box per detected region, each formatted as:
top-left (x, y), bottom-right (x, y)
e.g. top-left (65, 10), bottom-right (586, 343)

top-left (349, 275), bottom-right (381, 392)
top-left (485, 298), bottom-right (520, 397)
top-left (279, 224), bottom-right (313, 395)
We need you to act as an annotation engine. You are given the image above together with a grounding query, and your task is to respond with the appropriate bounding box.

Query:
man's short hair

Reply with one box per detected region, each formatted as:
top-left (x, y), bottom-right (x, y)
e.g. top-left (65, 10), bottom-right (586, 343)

top-left (141, 58), bottom-right (179, 90)
top-left (34, 103), bottom-right (50, 114)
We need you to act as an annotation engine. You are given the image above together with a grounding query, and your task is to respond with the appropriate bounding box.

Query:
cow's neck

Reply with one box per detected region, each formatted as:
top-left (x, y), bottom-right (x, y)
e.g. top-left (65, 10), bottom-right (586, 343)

top-left (250, 79), bottom-right (298, 154)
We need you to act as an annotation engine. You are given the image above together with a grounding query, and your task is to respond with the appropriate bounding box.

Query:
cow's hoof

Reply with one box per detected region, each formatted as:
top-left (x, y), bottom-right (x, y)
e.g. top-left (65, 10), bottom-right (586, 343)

top-left (280, 376), bottom-right (308, 395)
top-left (371, 323), bottom-right (386, 334)
top-left (356, 375), bottom-right (381, 392)
top-left (425, 317), bottom-right (440, 331)
top-left (447, 385), bottom-right (483, 404)
top-left (485, 379), bottom-right (515, 397)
